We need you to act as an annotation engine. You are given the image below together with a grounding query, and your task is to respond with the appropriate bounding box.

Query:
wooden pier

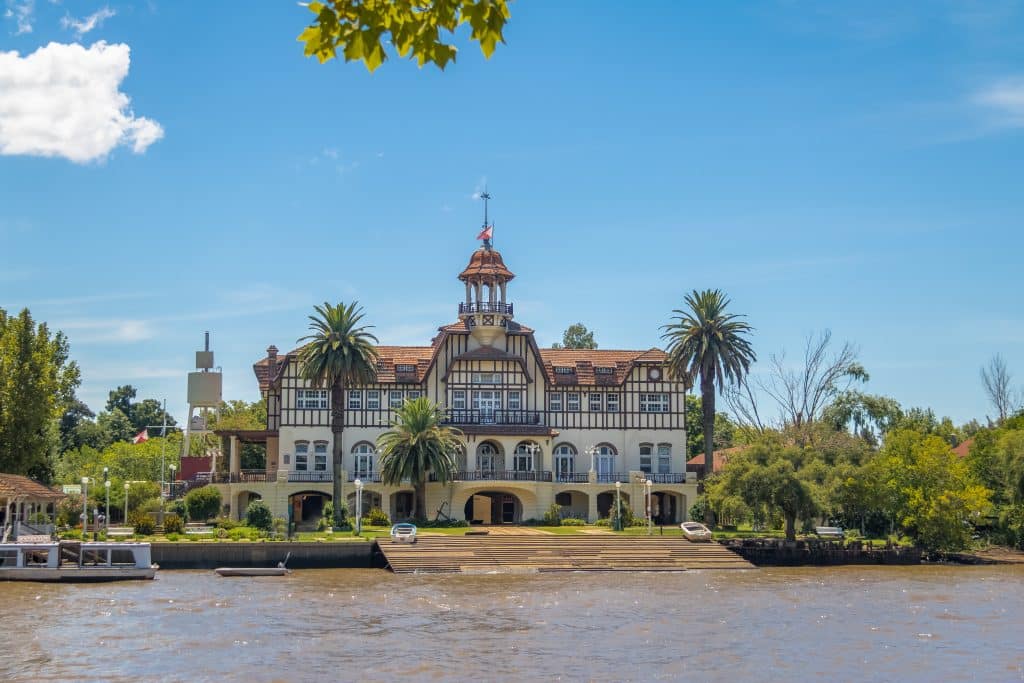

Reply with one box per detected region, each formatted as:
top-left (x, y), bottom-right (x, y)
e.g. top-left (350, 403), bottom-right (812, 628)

top-left (377, 534), bottom-right (755, 573)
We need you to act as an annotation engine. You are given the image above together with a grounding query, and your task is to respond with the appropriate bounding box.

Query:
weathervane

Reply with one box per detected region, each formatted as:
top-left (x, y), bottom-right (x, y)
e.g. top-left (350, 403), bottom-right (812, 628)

top-left (476, 189), bottom-right (494, 249)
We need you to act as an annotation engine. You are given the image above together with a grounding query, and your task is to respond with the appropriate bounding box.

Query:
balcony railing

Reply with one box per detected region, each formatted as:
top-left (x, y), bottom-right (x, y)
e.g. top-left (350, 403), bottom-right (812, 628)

top-left (646, 473), bottom-right (687, 484)
top-left (210, 470), bottom-right (275, 484)
top-left (555, 473), bottom-right (590, 484)
top-left (443, 409), bottom-right (543, 426)
top-left (349, 471), bottom-right (383, 483)
top-left (596, 472), bottom-right (631, 483)
top-left (288, 470), bottom-right (333, 483)
top-left (458, 302), bottom-right (513, 315)
top-left (432, 470), bottom-right (553, 482)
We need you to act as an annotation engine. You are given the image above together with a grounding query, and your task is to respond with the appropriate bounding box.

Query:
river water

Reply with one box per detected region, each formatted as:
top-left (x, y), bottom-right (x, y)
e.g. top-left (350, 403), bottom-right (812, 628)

top-left (1, 566), bottom-right (1022, 682)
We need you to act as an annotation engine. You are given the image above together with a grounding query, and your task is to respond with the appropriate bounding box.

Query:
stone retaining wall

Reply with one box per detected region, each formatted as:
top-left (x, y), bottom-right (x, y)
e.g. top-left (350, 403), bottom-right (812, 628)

top-left (151, 541), bottom-right (380, 569)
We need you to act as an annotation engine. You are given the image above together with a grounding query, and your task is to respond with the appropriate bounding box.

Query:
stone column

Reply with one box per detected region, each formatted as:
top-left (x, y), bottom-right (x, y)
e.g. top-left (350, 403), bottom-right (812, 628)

top-left (499, 281), bottom-right (507, 305)
top-left (229, 435), bottom-right (241, 477)
top-left (587, 490), bottom-right (599, 523)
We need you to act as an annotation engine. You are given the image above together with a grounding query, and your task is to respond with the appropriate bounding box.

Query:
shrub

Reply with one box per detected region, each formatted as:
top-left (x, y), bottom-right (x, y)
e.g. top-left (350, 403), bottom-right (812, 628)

top-left (542, 503), bottom-right (563, 526)
top-left (561, 517), bottom-right (586, 526)
top-left (215, 517), bottom-right (239, 530)
top-left (56, 495), bottom-right (82, 527)
top-left (163, 514), bottom-right (184, 534)
top-left (272, 517), bottom-right (288, 539)
top-left (215, 528), bottom-right (228, 539)
top-left (316, 516), bottom-right (329, 531)
top-left (416, 519), bottom-right (468, 528)
top-left (595, 518), bottom-right (611, 527)
top-left (366, 507), bottom-right (390, 526)
top-left (130, 512), bottom-right (155, 535)
top-left (245, 500), bottom-right (273, 532)
top-left (29, 511), bottom-right (50, 525)
top-left (169, 499), bottom-right (188, 521)
top-left (185, 486), bottom-right (222, 522)
top-left (165, 533), bottom-right (180, 542)
top-left (228, 527), bottom-right (257, 541)
top-left (141, 497), bottom-right (163, 514)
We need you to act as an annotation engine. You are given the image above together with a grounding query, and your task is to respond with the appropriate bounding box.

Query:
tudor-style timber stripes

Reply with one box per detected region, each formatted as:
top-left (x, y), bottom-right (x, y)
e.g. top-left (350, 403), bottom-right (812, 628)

top-left (216, 235), bottom-right (696, 528)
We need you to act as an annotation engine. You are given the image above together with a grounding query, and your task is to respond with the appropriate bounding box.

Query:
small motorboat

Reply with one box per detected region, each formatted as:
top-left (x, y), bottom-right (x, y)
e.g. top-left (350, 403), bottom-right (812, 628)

top-left (680, 521), bottom-right (713, 542)
top-left (215, 553), bottom-right (291, 577)
top-left (0, 541), bottom-right (157, 582)
top-left (390, 523), bottom-right (417, 544)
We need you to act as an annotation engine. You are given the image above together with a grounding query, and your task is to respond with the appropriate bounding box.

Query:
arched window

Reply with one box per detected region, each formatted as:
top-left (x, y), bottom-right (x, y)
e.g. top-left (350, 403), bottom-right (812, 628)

top-left (477, 442), bottom-right (499, 472)
top-left (595, 443), bottom-right (616, 479)
top-left (553, 443), bottom-right (576, 480)
top-left (351, 442), bottom-right (374, 479)
top-left (313, 441), bottom-right (328, 472)
top-left (294, 441), bottom-right (309, 471)
top-left (657, 443), bottom-right (672, 474)
top-left (639, 443), bottom-right (653, 474)
top-left (513, 441), bottom-right (539, 472)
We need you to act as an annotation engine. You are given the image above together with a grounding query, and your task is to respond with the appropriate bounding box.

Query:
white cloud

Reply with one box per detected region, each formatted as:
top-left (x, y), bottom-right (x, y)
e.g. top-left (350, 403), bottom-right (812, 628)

top-left (4, 1), bottom-right (34, 35)
top-left (973, 77), bottom-right (1024, 128)
top-left (60, 318), bottom-right (155, 343)
top-left (61, 5), bottom-right (115, 37)
top-left (0, 41), bottom-right (164, 163)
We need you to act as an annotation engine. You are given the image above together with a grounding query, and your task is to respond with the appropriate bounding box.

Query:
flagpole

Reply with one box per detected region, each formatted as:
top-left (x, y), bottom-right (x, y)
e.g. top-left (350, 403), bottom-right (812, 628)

top-left (160, 398), bottom-right (167, 527)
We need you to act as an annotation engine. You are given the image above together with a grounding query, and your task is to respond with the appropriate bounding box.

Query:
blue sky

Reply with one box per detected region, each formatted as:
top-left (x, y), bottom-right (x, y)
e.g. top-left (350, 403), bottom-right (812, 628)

top-left (2, 1), bottom-right (1023, 425)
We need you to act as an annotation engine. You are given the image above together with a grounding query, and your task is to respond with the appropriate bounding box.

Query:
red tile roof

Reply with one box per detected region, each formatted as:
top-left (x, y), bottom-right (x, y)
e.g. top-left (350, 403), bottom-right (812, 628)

top-left (458, 247), bottom-right (515, 281)
top-left (687, 446), bottom-right (746, 473)
top-left (952, 438), bottom-right (974, 458)
top-left (0, 474), bottom-right (65, 500)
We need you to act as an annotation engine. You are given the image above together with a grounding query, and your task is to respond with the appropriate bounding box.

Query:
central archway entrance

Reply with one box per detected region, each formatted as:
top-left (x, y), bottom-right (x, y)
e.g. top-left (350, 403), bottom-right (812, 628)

top-left (464, 491), bottom-right (523, 524)
top-left (289, 491), bottom-right (331, 531)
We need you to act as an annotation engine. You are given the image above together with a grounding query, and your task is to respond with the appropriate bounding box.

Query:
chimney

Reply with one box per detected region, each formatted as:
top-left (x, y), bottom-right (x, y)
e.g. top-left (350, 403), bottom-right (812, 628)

top-left (266, 345), bottom-right (279, 376)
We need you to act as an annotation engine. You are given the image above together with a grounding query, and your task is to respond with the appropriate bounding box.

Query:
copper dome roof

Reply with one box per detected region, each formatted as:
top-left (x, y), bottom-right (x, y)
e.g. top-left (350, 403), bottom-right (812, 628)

top-left (458, 247), bottom-right (515, 282)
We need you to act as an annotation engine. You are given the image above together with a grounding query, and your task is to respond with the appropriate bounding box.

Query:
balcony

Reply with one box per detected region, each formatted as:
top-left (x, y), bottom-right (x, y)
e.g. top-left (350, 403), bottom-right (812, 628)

top-left (646, 473), bottom-right (688, 484)
top-left (210, 470), bottom-right (274, 484)
top-left (349, 471), bottom-right (383, 483)
top-left (458, 302), bottom-right (513, 315)
top-left (555, 473), bottom-right (590, 484)
top-left (432, 470), bottom-right (553, 482)
top-left (287, 470), bottom-right (333, 483)
top-left (443, 409), bottom-right (543, 426)
top-left (596, 472), bottom-right (631, 484)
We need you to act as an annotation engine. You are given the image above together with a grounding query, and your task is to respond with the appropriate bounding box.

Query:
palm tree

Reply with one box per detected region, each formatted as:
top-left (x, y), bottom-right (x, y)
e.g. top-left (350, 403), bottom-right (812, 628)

top-left (296, 302), bottom-right (378, 527)
top-left (377, 397), bottom-right (463, 521)
top-left (662, 289), bottom-right (755, 526)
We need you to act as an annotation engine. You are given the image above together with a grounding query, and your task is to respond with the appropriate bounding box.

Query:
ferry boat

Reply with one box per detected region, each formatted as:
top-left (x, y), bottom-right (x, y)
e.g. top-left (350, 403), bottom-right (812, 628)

top-left (0, 541), bottom-right (158, 582)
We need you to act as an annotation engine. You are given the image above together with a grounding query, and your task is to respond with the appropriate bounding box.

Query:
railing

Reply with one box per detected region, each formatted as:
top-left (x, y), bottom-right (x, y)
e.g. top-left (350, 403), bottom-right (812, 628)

top-left (443, 409), bottom-right (543, 426)
top-left (287, 471), bottom-right (333, 483)
top-left (349, 471), bottom-right (383, 483)
top-left (433, 470), bottom-right (553, 482)
top-left (555, 473), bottom-right (590, 484)
top-left (210, 470), bottom-right (274, 484)
top-left (458, 302), bottom-right (513, 315)
top-left (646, 473), bottom-right (687, 484)
top-left (596, 472), bottom-right (631, 483)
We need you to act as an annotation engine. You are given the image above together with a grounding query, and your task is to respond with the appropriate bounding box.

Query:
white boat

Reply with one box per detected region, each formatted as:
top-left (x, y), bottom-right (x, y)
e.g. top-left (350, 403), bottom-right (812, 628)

top-left (390, 523), bottom-right (417, 544)
top-left (0, 541), bottom-right (157, 582)
top-left (214, 566), bottom-right (290, 577)
top-left (680, 522), bottom-right (713, 542)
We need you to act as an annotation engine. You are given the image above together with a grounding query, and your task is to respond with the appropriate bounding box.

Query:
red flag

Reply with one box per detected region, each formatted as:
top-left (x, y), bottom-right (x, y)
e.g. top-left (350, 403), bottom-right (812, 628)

top-left (132, 429), bottom-right (149, 444)
top-left (476, 225), bottom-right (493, 241)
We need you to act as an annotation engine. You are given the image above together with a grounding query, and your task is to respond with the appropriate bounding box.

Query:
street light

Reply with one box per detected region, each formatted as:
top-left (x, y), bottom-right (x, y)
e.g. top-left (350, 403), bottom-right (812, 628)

top-left (645, 479), bottom-right (653, 536)
top-left (123, 482), bottom-right (130, 525)
top-left (354, 478), bottom-right (364, 535)
top-left (614, 480), bottom-right (622, 531)
top-left (81, 476), bottom-right (89, 540)
top-left (104, 480), bottom-right (111, 533)
top-left (526, 443), bottom-right (539, 479)
top-left (585, 445), bottom-right (597, 474)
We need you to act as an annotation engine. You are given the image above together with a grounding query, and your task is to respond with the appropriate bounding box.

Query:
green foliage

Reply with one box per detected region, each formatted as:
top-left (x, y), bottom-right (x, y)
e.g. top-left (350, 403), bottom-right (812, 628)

top-left (298, 0), bottom-right (511, 71)
top-left (185, 485), bottom-right (223, 522)
top-left (104, 385), bottom-right (175, 435)
top-left (416, 518), bottom-right (468, 528)
top-left (377, 396), bottom-right (462, 519)
top-left (227, 527), bottom-right (259, 541)
top-left (685, 395), bottom-right (737, 457)
top-left (542, 503), bottom-right (562, 526)
top-left (208, 400), bottom-right (268, 467)
top-left (561, 517), bottom-right (586, 526)
top-left (130, 512), bottom-right (155, 536)
top-left (245, 500), bottom-right (274, 532)
top-left (55, 433), bottom-right (182, 487)
top-left (365, 507), bottom-right (390, 526)
top-left (0, 307), bottom-right (81, 480)
top-left (608, 496), bottom-right (635, 530)
top-left (551, 323), bottom-right (597, 350)
top-left (163, 514), bottom-right (184, 534)
top-left (215, 517), bottom-right (240, 530)
top-left (56, 494), bottom-right (82, 527)
top-left (594, 518), bottom-right (611, 527)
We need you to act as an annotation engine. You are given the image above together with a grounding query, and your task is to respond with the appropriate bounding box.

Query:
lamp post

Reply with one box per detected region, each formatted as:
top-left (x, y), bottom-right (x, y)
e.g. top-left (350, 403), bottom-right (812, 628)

top-left (645, 479), bottom-right (653, 536)
top-left (526, 443), bottom-right (539, 479)
top-left (614, 480), bottom-right (622, 531)
top-left (586, 446), bottom-right (597, 474)
top-left (123, 482), bottom-right (130, 524)
top-left (81, 476), bottom-right (89, 541)
top-left (169, 464), bottom-right (177, 505)
top-left (354, 478), bottom-right (364, 536)
top-left (104, 480), bottom-right (111, 533)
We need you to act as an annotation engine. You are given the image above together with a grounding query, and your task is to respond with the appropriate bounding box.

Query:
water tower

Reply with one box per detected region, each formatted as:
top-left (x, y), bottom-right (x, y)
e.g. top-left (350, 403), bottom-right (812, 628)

top-left (182, 332), bottom-right (222, 462)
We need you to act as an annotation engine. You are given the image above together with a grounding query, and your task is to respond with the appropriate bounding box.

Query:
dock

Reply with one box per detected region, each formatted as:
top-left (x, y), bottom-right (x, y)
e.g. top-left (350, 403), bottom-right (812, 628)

top-left (376, 534), bottom-right (755, 573)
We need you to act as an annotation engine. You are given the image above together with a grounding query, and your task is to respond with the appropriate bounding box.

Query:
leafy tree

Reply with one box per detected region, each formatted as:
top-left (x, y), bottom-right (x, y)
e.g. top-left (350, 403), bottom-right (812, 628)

top-left (377, 397), bottom-right (462, 520)
top-left (131, 398), bottom-right (176, 434)
top-left (551, 323), bottom-right (597, 350)
top-left (0, 308), bottom-right (80, 480)
top-left (209, 399), bottom-right (269, 469)
top-left (105, 385), bottom-right (136, 418)
top-left (299, 0), bottom-right (511, 71)
top-left (892, 407), bottom-right (963, 447)
top-left (59, 399), bottom-right (95, 452)
top-left (185, 485), bottom-right (223, 522)
top-left (297, 302), bottom-right (379, 527)
top-left (246, 500), bottom-right (273, 532)
top-left (684, 395), bottom-right (737, 458)
top-left (662, 289), bottom-right (756, 526)
top-left (823, 391), bottom-right (903, 445)
top-left (97, 408), bottom-right (135, 445)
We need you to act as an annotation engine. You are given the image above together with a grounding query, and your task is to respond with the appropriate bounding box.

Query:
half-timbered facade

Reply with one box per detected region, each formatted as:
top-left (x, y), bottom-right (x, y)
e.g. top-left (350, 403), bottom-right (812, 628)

top-left (214, 239), bottom-right (696, 528)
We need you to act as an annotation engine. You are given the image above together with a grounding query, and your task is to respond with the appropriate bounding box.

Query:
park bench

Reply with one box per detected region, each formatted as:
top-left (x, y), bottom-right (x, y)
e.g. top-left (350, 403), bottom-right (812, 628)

top-left (814, 526), bottom-right (844, 539)
top-left (107, 527), bottom-right (134, 539)
top-left (185, 524), bottom-right (215, 535)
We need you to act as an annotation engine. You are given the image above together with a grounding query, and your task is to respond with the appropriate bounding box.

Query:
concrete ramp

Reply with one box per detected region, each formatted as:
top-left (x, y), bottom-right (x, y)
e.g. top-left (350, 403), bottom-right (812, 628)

top-left (377, 535), bottom-right (754, 573)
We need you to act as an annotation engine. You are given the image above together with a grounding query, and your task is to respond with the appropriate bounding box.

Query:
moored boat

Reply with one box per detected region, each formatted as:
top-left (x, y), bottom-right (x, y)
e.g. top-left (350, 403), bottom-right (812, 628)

top-left (214, 566), bottom-right (290, 577)
top-left (0, 541), bottom-right (157, 582)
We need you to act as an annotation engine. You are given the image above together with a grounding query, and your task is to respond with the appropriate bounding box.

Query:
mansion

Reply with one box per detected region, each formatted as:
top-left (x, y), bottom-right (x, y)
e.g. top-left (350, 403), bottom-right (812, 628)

top-left (212, 237), bottom-right (696, 528)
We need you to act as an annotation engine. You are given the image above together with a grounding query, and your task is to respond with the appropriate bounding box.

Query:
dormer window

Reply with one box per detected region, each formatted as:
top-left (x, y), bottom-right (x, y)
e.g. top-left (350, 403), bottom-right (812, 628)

top-left (396, 364), bottom-right (416, 373)
top-left (595, 366), bottom-right (615, 375)
top-left (554, 366), bottom-right (575, 375)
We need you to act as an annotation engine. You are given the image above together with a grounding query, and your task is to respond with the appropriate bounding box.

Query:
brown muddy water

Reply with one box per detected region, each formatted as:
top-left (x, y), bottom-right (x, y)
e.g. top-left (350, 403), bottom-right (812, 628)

top-left (1, 566), bottom-right (1022, 682)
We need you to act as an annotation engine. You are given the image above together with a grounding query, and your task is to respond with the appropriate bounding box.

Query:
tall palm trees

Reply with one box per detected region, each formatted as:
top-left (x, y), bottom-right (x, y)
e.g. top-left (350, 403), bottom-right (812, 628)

top-left (663, 289), bottom-right (755, 525)
top-left (297, 302), bottom-right (378, 527)
top-left (377, 397), bottom-right (462, 521)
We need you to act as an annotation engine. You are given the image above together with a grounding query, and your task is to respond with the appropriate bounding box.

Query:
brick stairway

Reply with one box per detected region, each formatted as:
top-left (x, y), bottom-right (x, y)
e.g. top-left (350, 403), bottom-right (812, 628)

top-left (378, 534), bottom-right (754, 573)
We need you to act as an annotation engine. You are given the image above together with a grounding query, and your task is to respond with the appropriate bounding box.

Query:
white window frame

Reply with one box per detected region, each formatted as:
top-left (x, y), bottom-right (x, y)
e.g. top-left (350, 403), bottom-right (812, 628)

top-left (452, 390), bottom-right (467, 410)
top-left (471, 372), bottom-right (501, 384)
top-left (507, 390), bottom-right (522, 411)
top-left (596, 445), bottom-right (616, 477)
top-left (348, 390), bottom-right (362, 410)
top-left (639, 443), bottom-right (653, 474)
top-left (294, 441), bottom-right (309, 471)
top-left (406, 390), bottom-right (421, 401)
top-left (365, 390), bottom-right (380, 410)
top-left (296, 389), bottom-right (328, 410)
top-left (657, 443), bottom-right (671, 474)
top-left (513, 443), bottom-right (535, 472)
top-left (478, 442), bottom-right (498, 472)
top-left (548, 393), bottom-right (562, 411)
top-left (313, 441), bottom-right (328, 471)
top-left (389, 390), bottom-right (404, 409)
top-left (606, 393), bottom-right (620, 412)
top-left (352, 442), bottom-right (374, 479)
top-left (566, 392), bottom-right (580, 412)
top-left (554, 444), bottom-right (575, 478)
top-left (639, 393), bottom-right (670, 413)
top-left (589, 393), bottom-right (602, 411)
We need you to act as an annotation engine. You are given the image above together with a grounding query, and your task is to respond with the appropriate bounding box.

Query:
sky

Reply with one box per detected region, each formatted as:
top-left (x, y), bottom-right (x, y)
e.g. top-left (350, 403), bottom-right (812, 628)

top-left (1, 1), bottom-right (1023, 426)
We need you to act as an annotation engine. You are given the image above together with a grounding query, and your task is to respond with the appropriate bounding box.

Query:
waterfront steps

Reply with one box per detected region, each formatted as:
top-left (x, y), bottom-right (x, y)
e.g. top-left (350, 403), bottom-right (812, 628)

top-left (378, 535), bottom-right (754, 573)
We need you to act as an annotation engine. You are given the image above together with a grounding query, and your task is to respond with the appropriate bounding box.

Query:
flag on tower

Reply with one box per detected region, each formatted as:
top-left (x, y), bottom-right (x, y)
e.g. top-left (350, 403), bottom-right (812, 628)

top-left (476, 224), bottom-right (493, 241)
top-left (132, 429), bottom-right (149, 444)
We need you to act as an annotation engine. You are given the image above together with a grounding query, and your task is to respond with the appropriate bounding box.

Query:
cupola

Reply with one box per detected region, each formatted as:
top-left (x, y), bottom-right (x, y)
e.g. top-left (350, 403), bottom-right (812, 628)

top-left (457, 192), bottom-right (514, 346)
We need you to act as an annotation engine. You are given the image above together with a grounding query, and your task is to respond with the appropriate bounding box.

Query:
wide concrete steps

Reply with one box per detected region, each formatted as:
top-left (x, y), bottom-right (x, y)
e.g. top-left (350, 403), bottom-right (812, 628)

top-left (378, 535), bottom-right (754, 573)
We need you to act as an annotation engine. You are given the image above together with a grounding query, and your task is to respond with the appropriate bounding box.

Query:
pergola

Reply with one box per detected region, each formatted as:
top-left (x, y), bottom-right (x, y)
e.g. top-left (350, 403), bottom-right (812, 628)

top-left (0, 473), bottom-right (66, 539)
